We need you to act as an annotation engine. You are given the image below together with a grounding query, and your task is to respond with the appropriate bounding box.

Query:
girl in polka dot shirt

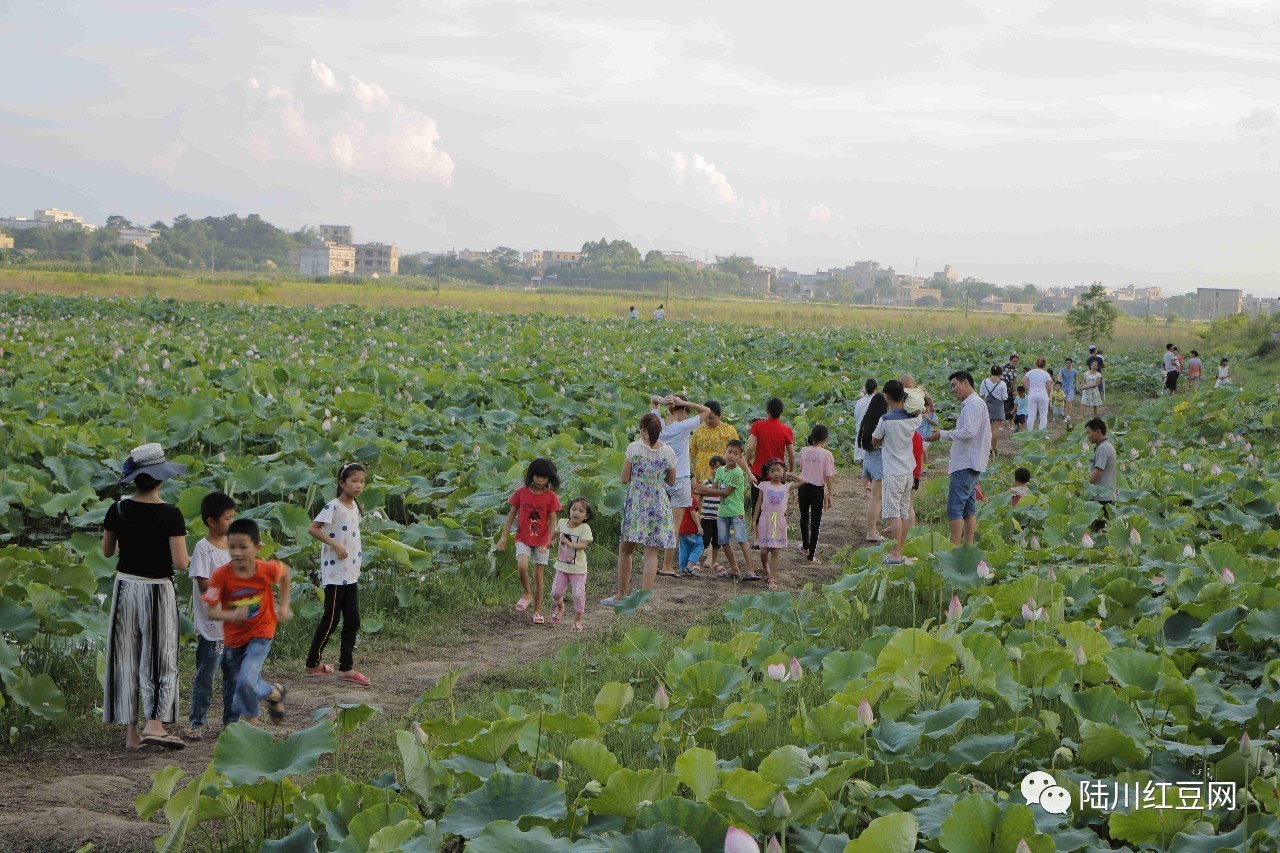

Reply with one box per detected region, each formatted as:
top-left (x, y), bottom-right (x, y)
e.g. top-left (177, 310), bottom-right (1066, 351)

top-left (304, 462), bottom-right (371, 686)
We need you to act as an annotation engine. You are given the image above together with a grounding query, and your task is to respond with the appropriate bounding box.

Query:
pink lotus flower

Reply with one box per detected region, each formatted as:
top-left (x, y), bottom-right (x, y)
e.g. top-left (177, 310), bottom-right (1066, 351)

top-left (947, 595), bottom-right (963, 621)
top-left (1046, 566), bottom-right (1057, 582)
top-left (1221, 567), bottom-right (1236, 585)
top-left (857, 699), bottom-right (875, 727)
top-left (1016, 840), bottom-right (1033, 853)
top-left (1182, 463), bottom-right (1193, 472)
top-left (1030, 536), bottom-right (1041, 550)
top-left (976, 560), bottom-right (994, 580)
top-left (654, 684), bottom-right (670, 711)
top-left (766, 837), bottom-right (782, 853)
top-left (322, 418), bottom-right (332, 431)
top-left (789, 657), bottom-right (804, 683)
top-left (725, 826), bottom-right (760, 853)
top-left (1183, 544), bottom-right (1195, 559)
top-left (766, 663), bottom-right (788, 683)
top-left (1082, 533), bottom-right (1094, 549)
top-left (1210, 464), bottom-right (1223, 477)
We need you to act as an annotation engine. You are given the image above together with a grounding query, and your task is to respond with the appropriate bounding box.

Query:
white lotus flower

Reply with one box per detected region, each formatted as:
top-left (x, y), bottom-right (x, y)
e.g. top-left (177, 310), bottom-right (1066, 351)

top-left (1210, 464), bottom-right (1223, 477)
top-left (766, 663), bottom-right (788, 682)
top-left (322, 418), bottom-right (332, 431)
top-left (976, 560), bottom-right (993, 579)
top-left (1183, 544), bottom-right (1195, 559)
top-left (1129, 528), bottom-right (1141, 547)
top-left (1074, 645), bottom-right (1088, 666)
top-left (725, 827), bottom-right (760, 853)
top-left (1222, 567), bottom-right (1236, 585)
top-left (1082, 533), bottom-right (1094, 548)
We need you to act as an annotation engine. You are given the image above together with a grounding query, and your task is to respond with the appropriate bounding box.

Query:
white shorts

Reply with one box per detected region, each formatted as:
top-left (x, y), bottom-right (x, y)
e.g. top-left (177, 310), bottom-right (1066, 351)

top-left (881, 473), bottom-right (914, 520)
top-left (515, 542), bottom-right (550, 565)
top-left (666, 476), bottom-right (693, 509)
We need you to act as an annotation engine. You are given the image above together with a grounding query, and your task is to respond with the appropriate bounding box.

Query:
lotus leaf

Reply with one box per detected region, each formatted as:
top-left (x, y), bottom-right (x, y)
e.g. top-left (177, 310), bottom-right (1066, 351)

top-left (439, 771), bottom-right (567, 839)
top-left (213, 720), bottom-right (336, 785)
top-left (845, 812), bottom-right (919, 853)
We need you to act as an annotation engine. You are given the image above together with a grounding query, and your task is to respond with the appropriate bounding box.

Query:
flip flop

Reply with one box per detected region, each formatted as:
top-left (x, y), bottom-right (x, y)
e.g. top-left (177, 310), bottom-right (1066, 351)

top-left (531, 613), bottom-right (546, 625)
top-left (338, 670), bottom-right (372, 687)
top-left (305, 664), bottom-right (335, 677)
top-left (515, 596), bottom-right (531, 612)
top-left (742, 573), bottom-right (763, 582)
top-left (551, 605), bottom-right (563, 625)
top-left (864, 536), bottom-right (885, 543)
top-left (569, 623), bottom-right (585, 633)
top-left (141, 733), bottom-right (186, 750)
top-left (767, 581), bottom-right (780, 591)
top-left (656, 570), bottom-right (679, 578)
top-left (185, 728), bottom-right (204, 741)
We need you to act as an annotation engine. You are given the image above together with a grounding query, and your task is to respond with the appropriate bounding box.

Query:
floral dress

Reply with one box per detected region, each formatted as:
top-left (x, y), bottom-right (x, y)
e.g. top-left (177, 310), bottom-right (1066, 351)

top-left (756, 481), bottom-right (790, 548)
top-left (1080, 370), bottom-right (1103, 407)
top-left (620, 440), bottom-right (677, 548)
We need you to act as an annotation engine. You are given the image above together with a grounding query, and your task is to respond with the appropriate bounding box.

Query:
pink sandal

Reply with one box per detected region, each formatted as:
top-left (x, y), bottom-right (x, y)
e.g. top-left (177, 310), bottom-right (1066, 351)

top-left (515, 596), bottom-right (531, 612)
top-left (570, 623), bottom-right (585, 632)
top-left (305, 663), bottom-right (335, 677)
top-left (337, 670), bottom-right (372, 687)
top-left (531, 613), bottom-right (545, 625)
top-left (551, 604), bottom-right (563, 625)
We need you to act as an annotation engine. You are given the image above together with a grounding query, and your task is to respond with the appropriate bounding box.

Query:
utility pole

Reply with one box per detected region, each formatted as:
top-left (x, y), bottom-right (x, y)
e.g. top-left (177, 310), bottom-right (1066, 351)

top-left (132, 242), bottom-right (137, 276)
top-left (436, 252), bottom-right (442, 295)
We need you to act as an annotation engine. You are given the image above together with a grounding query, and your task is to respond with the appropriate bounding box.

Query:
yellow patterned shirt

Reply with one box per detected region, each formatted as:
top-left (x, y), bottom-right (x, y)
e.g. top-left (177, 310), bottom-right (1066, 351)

top-left (690, 422), bottom-right (739, 483)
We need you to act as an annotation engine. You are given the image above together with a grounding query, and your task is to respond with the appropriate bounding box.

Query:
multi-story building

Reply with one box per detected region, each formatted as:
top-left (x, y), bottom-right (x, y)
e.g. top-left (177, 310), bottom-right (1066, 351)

top-left (522, 250), bottom-right (545, 267)
top-left (1, 208), bottom-right (96, 232)
top-left (296, 239), bottom-right (356, 276)
top-left (544, 251), bottom-right (582, 266)
top-left (319, 225), bottom-right (353, 245)
top-left (354, 242), bottom-right (399, 276)
top-left (1243, 295), bottom-right (1280, 317)
top-left (0, 232), bottom-right (13, 251)
top-left (1197, 288), bottom-right (1243, 320)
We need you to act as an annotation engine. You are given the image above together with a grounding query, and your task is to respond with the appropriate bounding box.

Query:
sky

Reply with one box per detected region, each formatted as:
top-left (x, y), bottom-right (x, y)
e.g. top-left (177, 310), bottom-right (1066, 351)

top-left (2, 0), bottom-right (1279, 294)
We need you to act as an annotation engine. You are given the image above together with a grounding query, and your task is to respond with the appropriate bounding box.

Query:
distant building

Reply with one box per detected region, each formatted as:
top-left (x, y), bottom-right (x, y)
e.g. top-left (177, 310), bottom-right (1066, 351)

top-left (978, 296), bottom-right (1035, 314)
top-left (931, 264), bottom-right (958, 283)
top-left (658, 250), bottom-right (706, 269)
top-left (522, 250), bottom-right (544, 267)
top-left (742, 270), bottom-right (772, 293)
top-left (319, 225), bottom-right (353, 246)
top-left (544, 251), bottom-right (582, 266)
top-left (1243, 295), bottom-right (1280, 317)
top-left (1, 208), bottom-right (96, 232)
top-left (117, 227), bottom-right (160, 248)
top-left (296, 239), bottom-right (356, 276)
top-left (0, 232), bottom-right (13, 251)
top-left (1112, 284), bottom-right (1163, 302)
top-left (354, 242), bottom-right (399, 276)
top-left (1197, 288), bottom-right (1243, 320)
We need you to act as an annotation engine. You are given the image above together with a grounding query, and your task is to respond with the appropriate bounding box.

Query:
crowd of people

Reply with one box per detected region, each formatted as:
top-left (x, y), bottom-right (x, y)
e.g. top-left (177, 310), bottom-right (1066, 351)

top-left (1162, 342), bottom-right (1230, 394)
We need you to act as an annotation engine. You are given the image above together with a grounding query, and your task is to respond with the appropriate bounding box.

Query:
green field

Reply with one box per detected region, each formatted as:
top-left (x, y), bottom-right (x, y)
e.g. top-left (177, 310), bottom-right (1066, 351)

top-left (1, 284), bottom-right (1276, 852)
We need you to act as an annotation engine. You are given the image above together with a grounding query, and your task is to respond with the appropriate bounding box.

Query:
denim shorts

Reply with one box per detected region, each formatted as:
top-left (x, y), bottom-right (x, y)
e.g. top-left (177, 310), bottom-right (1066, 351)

top-left (946, 468), bottom-right (982, 521)
top-left (862, 450), bottom-right (884, 482)
top-left (666, 475), bottom-right (693, 508)
top-left (717, 515), bottom-right (748, 543)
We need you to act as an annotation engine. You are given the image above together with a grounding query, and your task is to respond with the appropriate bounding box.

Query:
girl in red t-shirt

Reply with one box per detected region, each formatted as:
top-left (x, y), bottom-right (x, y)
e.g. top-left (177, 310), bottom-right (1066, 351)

top-left (496, 458), bottom-right (562, 624)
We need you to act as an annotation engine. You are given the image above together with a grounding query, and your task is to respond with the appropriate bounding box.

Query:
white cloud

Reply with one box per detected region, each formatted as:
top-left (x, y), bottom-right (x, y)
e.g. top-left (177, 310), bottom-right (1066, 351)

top-left (309, 59), bottom-right (341, 92)
top-left (349, 76), bottom-right (391, 111)
top-left (149, 141), bottom-right (187, 173)
top-left (664, 150), bottom-right (688, 182)
top-left (748, 196), bottom-right (781, 217)
top-left (328, 134), bottom-right (356, 168)
top-left (692, 154), bottom-right (737, 207)
top-left (808, 203), bottom-right (832, 223)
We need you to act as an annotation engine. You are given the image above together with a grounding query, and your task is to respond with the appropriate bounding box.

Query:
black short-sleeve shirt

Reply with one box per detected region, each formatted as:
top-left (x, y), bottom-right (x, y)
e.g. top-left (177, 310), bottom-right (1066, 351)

top-left (103, 500), bottom-right (187, 579)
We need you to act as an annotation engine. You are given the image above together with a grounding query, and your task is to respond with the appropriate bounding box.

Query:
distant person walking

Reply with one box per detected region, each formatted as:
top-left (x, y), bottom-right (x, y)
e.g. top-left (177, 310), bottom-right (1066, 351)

top-left (1001, 354), bottom-right (1021, 421)
top-left (978, 366), bottom-right (1008, 457)
top-left (628, 306), bottom-right (638, 320)
top-left (653, 304), bottom-right (666, 321)
top-left (1059, 358), bottom-right (1079, 420)
top-left (1086, 346), bottom-right (1105, 401)
top-left (795, 424), bottom-right (836, 563)
top-left (925, 371), bottom-right (991, 547)
top-left (1024, 358), bottom-right (1054, 431)
top-left (1079, 362), bottom-right (1103, 417)
top-left (1163, 343), bottom-right (1180, 395)
top-left (853, 379), bottom-right (877, 499)
top-left (1185, 351), bottom-right (1203, 391)
top-left (856, 392), bottom-right (889, 542)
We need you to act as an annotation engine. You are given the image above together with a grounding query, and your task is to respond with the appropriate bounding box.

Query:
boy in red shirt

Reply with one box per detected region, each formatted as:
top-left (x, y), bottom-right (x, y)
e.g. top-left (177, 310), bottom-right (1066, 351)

top-left (204, 518), bottom-right (292, 726)
top-left (676, 496), bottom-right (704, 577)
top-left (746, 398), bottom-right (795, 515)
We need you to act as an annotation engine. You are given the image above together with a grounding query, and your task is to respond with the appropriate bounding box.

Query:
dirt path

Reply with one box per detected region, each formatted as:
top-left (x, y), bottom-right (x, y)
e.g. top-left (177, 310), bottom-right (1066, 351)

top-left (0, 405), bottom-right (1105, 852)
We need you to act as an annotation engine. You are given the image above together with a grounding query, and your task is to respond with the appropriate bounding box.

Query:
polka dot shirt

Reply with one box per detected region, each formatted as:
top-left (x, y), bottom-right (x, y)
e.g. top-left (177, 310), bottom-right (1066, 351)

top-left (314, 498), bottom-right (363, 586)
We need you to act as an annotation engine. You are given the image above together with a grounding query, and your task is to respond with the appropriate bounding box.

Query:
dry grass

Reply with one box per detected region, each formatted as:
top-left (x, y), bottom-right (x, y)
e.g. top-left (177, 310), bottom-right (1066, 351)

top-left (0, 269), bottom-right (1181, 348)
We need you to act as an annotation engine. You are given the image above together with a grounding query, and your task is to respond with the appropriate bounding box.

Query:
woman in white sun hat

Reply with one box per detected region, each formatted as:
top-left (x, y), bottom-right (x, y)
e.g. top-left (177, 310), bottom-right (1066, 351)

top-left (101, 443), bottom-right (190, 750)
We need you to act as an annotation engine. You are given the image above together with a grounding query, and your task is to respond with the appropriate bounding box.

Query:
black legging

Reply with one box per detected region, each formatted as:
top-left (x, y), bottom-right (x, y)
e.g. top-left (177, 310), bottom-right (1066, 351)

top-left (701, 517), bottom-right (719, 550)
top-left (306, 584), bottom-right (361, 671)
top-left (798, 483), bottom-right (825, 560)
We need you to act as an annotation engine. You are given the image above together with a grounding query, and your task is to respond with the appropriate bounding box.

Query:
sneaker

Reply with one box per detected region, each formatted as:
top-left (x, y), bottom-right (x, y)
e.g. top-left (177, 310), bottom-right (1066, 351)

top-left (600, 596), bottom-right (618, 607)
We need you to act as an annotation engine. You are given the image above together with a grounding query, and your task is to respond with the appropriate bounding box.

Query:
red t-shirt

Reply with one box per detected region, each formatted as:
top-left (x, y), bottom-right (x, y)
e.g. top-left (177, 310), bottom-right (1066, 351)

top-left (203, 560), bottom-right (285, 648)
top-left (679, 499), bottom-right (701, 536)
top-left (509, 487), bottom-right (563, 547)
top-left (912, 431), bottom-right (924, 479)
top-left (749, 418), bottom-right (796, 476)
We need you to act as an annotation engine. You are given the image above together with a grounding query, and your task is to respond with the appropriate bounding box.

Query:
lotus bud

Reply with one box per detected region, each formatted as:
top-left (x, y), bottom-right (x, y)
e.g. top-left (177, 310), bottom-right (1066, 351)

top-left (1074, 645), bottom-right (1087, 666)
top-left (1210, 464), bottom-right (1223, 477)
top-left (766, 663), bottom-right (789, 682)
top-left (772, 791), bottom-right (791, 819)
top-left (1046, 566), bottom-right (1056, 583)
top-left (725, 826), bottom-right (761, 853)
top-left (1130, 447), bottom-right (1139, 458)
top-left (411, 721), bottom-right (428, 746)
top-left (947, 594), bottom-right (963, 621)
top-left (654, 684), bottom-right (670, 711)
top-left (321, 418), bottom-right (332, 431)
top-left (1098, 597), bottom-right (1108, 618)
top-left (1183, 544), bottom-right (1195, 559)
top-left (1022, 604), bottom-right (1035, 621)
top-left (1242, 731), bottom-right (1253, 753)
top-left (857, 699), bottom-right (875, 727)
top-left (1054, 746), bottom-right (1074, 764)
top-left (1015, 840), bottom-right (1033, 853)
top-left (1183, 463), bottom-right (1193, 472)
top-left (1008, 645), bottom-right (1023, 662)
top-left (766, 838), bottom-right (782, 853)
top-left (1129, 528), bottom-right (1141, 547)
top-left (1081, 533), bottom-right (1094, 548)
top-left (1030, 536), bottom-right (1041, 550)
top-left (1222, 567), bottom-right (1236, 585)
top-left (789, 657), bottom-right (804, 683)
top-left (583, 780), bottom-right (603, 796)
top-left (976, 560), bottom-right (993, 580)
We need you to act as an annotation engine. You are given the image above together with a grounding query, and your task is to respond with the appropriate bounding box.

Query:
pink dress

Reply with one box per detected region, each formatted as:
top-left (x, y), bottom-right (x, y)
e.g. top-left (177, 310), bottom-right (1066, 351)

top-left (756, 482), bottom-right (790, 548)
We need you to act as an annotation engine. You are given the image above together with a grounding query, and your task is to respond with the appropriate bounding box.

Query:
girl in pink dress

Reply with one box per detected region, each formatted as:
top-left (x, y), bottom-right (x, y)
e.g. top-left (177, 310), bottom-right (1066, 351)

top-left (752, 459), bottom-right (794, 592)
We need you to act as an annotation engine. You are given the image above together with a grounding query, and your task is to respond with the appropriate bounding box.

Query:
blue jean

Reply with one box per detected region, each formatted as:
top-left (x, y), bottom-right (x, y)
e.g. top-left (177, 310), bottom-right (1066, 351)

top-left (677, 533), bottom-right (704, 570)
top-left (190, 636), bottom-right (236, 727)
top-left (224, 637), bottom-right (274, 720)
top-left (947, 468), bottom-right (982, 521)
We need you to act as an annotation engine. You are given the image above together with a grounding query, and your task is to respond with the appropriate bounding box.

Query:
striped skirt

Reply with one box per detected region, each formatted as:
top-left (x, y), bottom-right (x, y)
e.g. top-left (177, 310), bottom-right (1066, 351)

top-left (103, 574), bottom-right (181, 725)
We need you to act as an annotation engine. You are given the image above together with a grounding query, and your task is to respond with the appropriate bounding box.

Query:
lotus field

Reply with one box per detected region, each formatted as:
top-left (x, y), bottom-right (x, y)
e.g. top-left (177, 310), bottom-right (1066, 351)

top-left (3, 291), bottom-right (1278, 851)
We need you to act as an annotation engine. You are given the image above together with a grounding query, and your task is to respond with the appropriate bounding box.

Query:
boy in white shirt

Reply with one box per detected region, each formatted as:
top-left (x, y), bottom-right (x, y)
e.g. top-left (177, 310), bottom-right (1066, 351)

top-left (188, 491), bottom-right (236, 739)
top-left (872, 380), bottom-right (922, 565)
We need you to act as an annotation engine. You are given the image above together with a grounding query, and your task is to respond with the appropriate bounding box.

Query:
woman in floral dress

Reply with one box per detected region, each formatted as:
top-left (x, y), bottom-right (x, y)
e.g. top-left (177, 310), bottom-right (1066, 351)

top-left (603, 412), bottom-right (677, 607)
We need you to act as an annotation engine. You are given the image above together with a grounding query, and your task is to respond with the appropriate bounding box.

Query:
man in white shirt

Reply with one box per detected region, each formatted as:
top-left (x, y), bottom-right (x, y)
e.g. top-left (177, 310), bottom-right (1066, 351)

top-left (872, 380), bottom-right (921, 564)
top-left (925, 370), bottom-right (991, 546)
top-left (852, 379), bottom-right (877, 498)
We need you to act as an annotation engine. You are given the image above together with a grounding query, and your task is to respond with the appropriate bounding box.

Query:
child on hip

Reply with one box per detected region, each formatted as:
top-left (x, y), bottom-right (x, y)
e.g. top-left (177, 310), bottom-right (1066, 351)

top-left (551, 498), bottom-right (593, 631)
top-left (496, 458), bottom-right (563, 624)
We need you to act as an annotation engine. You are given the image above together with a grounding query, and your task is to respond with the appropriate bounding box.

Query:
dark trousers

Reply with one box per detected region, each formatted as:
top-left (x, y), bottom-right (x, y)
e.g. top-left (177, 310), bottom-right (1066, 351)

top-left (798, 483), bottom-right (825, 559)
top-left (701, 517), bottom-right (719, 550)
top-left (306, 583), bottom-right (361, 671)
